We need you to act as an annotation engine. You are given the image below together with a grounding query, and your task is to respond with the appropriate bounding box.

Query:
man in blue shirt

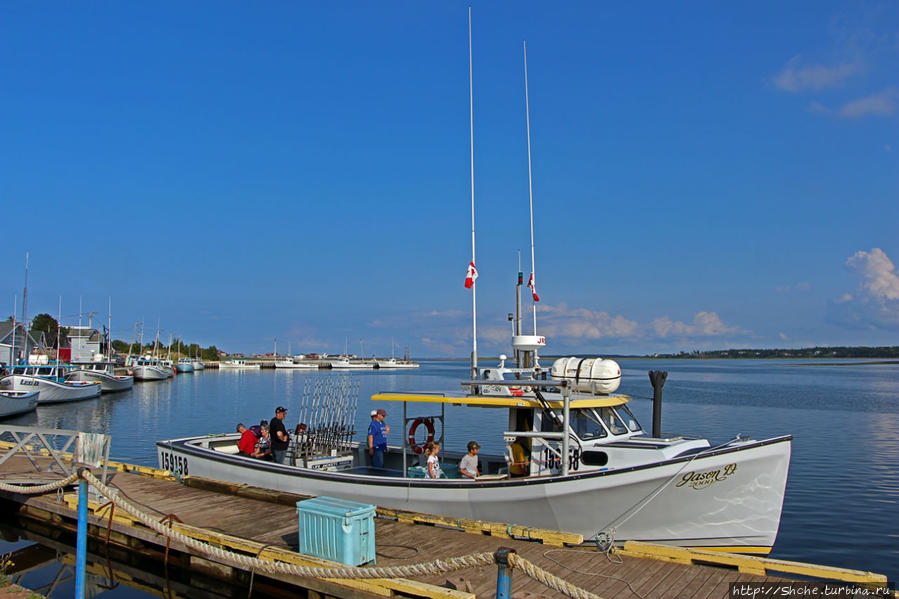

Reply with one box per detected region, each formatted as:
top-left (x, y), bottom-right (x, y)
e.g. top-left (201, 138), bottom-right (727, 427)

top-left (367, 408), bottom-right (389, 468)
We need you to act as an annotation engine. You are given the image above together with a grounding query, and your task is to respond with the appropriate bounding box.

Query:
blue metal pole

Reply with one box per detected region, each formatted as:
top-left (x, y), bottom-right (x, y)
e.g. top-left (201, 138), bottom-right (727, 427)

top-left (75, 471), bottom-right (87, 599)
top-left (494, 548), bottom-right (515, 599)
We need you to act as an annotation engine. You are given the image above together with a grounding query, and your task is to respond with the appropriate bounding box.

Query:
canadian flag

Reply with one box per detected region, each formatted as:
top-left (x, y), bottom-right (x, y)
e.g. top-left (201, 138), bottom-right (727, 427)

top-left (527, 272), bottom-right (540, 302)
top-left (464, 261), bottom-right (479, 289)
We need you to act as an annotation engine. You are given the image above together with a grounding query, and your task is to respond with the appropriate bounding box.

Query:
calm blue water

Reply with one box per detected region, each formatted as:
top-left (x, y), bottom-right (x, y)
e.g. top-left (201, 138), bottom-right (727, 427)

top-left (2, 358), bottom-right (898, 590)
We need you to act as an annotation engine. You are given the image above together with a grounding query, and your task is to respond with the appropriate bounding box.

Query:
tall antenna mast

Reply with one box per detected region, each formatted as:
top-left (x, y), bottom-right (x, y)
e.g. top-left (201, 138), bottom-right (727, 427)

top-left (468, 6), bottom-right (478, 380)
top-left (56, 296), bottom-right (62, 366)
top-left (11, 295), bottom-right (17, 366)
top-left (21, 252), bottom-right (28, 328)
top-left (524, 40), bottom-right (538, 337)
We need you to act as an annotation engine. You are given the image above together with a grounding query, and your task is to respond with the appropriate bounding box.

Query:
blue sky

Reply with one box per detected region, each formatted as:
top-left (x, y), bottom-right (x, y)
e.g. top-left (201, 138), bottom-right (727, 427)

top-left (1, 2), bottom-right (897, 357)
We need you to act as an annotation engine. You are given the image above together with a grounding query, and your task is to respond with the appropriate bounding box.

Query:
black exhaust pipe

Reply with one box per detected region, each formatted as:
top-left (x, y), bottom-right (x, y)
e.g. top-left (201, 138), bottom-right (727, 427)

top-left (648, 370), bottom-right (668, 438)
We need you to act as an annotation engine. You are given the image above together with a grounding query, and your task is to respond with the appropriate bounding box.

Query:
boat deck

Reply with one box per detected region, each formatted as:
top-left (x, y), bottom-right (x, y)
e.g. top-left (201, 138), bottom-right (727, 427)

top-left (0, 454), bottom-right (888, 599)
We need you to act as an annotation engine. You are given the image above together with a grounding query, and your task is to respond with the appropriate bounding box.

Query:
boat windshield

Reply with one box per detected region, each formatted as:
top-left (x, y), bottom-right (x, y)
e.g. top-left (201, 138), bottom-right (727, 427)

top-left (614, 404), bottom-right (643, 432)
top-left (570, 406), bottom-right (631, 440)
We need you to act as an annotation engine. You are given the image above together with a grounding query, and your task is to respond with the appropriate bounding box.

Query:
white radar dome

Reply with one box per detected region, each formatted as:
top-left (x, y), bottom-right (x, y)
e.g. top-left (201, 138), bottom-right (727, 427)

top-left (550, 357), bottom-right (622, 394)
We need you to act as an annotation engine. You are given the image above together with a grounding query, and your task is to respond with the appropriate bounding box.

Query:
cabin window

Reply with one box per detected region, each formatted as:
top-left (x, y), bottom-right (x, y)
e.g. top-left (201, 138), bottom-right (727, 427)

top-left (599, 407), bottom-right (628, 435)
top-left (570, 409), bottom-right (608, 440)
top-left (614, 404), bottom-right (642, 432)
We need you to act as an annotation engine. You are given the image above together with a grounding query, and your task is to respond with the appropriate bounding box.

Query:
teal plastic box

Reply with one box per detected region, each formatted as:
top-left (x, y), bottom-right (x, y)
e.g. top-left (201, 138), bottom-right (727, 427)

top-left (296, 496), bottom-right (376, 566)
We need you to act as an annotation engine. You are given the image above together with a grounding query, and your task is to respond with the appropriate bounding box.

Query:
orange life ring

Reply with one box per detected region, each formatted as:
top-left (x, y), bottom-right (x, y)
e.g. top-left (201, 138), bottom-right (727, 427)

top-left (509, 387), bottom-right (524, 397)
top-left (408, 417), bottom-right (435, 454)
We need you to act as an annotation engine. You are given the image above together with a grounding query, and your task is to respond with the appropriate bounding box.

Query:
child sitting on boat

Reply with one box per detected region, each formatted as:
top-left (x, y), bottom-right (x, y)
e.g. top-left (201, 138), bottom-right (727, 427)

top-left (424, 441), bottom-right (441, 479)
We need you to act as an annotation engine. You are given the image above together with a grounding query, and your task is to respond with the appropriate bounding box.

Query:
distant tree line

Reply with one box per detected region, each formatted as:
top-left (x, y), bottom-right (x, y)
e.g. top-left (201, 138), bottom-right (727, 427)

top-left (653, 346), bottom-right (899, 359)
top-left (4, 312), bottom-right (221, 361)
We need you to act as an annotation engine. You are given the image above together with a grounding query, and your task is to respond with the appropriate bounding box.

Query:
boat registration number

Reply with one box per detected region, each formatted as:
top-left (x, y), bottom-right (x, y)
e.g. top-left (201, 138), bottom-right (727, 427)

top-left (21, 380), bottom-right (38, 386)
top-left (160, 451), bottom-right (189, 475)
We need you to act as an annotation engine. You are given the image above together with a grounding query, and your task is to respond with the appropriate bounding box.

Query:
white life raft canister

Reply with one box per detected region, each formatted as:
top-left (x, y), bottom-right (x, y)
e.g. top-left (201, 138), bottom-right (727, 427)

top-left (550, 357), bottom-right (622, 394)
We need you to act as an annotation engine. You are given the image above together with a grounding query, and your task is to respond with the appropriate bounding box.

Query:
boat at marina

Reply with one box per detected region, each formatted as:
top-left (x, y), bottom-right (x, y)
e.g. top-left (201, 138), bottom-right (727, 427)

top-left (219, 360), bottom-right (261, 369)
top-left (192, 357), bottom-right (205, 370)
top-left (176, 358), bottom-right (195, 373)
top-left (66, 360), bottom-right (134, 392)
top-left (0, 389), bottom-right (38, 418)
top-left (329, 357), bottom-right (374, 369)
top-left (1, 360), bottom-right (101, 403)
top-left (158, 333), bottom-right (792, 552)
top-left (157, 24), bottom-right (791, 554)
top-left (375, 358), bottom-right (419, 369)
top-left (127, 356), bottom-right (169, 381)
top-left (274, 359), bottom-right (318, 369)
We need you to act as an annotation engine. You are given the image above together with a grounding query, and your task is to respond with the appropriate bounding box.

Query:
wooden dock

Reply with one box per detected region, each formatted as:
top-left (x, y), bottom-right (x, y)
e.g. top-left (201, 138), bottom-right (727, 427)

top-left (0, 454), bottom-right (891, 599)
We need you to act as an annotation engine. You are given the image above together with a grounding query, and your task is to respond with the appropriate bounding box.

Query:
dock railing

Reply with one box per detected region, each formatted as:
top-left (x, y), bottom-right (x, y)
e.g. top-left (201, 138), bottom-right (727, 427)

top-left (0, 425), bottom-right (110, 485)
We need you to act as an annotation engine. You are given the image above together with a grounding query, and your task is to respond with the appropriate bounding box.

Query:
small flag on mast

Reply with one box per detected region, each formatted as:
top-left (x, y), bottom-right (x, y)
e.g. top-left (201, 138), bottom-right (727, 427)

top-left (527, 272), bottom-right (540, 302)
top-left (465, 261), bottom-right (479, 289)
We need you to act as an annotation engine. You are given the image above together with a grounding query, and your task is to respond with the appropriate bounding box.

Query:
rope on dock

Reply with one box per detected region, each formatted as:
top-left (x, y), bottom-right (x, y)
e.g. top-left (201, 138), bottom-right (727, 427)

top-left (0, 472), bottom-right (78, 494)
top-left (76, 469), bottom-right (603, 598)
top-left (508, 553), bottom-right (601, 599)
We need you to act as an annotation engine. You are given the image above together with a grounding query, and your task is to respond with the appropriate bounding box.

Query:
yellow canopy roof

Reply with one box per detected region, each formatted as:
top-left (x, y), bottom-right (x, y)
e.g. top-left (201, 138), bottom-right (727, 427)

top-left (370, 392), bottom-right (630, 409)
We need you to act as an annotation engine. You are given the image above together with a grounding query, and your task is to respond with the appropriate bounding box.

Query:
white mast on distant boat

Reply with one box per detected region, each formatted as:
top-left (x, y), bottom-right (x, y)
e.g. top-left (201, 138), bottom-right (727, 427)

top-left (56, 297), bottom-right (62, 367)
top-left (468, 6), bottom-right (479, 381)
top-left (10, 295), bottom-right (17, 366)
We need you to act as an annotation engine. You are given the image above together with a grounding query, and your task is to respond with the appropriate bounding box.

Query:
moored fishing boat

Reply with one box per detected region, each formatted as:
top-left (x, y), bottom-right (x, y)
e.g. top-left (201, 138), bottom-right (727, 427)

top-left (0, 389), bottom-right (38, 418)
top-left (274, 359), bottom-right (318, 369)
top-left (66, 360), bottom-right (134, 392)
top-left (374, 358), bottom-right (419, 369)
top-left (1, 360), bottom-right (101, 403)
top-left (127, 355), bottom-right (169, 381)
top-left (219, 359), bottom-right (261, 369)
top-left (176, 358), bottom-right (195, 373)
top-left (329, 357), bottom-right (374, 369)
top-left (157, 20), bottom-right (791, 553)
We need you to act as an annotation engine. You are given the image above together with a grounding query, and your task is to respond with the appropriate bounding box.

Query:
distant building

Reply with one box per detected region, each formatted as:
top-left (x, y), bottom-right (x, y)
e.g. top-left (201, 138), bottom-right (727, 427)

top-left (67, 326), bottom-right (104, 362)
top-left (0, 321), bottom-right (40, 365)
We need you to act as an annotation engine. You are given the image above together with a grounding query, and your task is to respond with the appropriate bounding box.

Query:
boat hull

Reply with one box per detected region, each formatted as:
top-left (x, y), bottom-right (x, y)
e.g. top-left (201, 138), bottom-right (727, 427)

top-left (0, 390), bottom-right (38, 418)
top-left (132, 365), bottom-right (168, 381)
top-left (66, 370), bottom-right (134, 392)
top-left (157, 434), bottom-right (791, 551)
top-left (176, 363), bottom-right (195, 373)
top-left (192, 361), bottom-right (205, 370)
top-left (0, 375), bottom-right (101, 404)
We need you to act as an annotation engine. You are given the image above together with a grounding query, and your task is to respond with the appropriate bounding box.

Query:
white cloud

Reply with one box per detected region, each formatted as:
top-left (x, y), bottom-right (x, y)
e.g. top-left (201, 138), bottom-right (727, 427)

top-left (539, 303), bottom-right (639, 340)
top-left (831, 248), bottom-right (899, 328)
top-left (650, 311), bottom-right (743, 338)
top-left (773, 56), bottom-right (860, 92)
top-left (805, 101), bottom-right (832, 114)
top-left (838, 87), bottom-right (899, 118)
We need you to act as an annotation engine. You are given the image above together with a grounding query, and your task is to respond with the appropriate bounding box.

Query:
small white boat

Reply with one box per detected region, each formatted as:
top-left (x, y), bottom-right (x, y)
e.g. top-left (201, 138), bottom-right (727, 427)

top-left (0, 390), bottom-right (38, 418)
top-left (1, 363), bottom-right (101, 403)
top-left (274, 359), bottom-right (318, 369)
top-left (66, 361), bottom-right (134, 392)
top-left (375, 358), bottom-right (420, 369)
top-left (329, 357), bottom-right (374, 369)
top-left (176, 358), bottom-right (194, 373)
top-left (128, 356), bottom-right (169, 381)
top-left (219, 360), bottom-right (261, 369)
top-left (192, 359), bottom-right (205, 371)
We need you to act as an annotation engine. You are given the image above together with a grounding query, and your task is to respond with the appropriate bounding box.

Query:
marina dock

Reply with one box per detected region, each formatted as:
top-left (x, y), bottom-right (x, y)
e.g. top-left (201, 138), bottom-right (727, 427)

top-left (0, 442), bottom-right (890, 599)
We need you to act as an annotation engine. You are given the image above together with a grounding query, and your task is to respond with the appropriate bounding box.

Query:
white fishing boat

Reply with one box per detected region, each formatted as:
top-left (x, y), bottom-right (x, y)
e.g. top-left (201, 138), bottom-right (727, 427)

top-left (192, 358), bottom-right (205, 371)
top-left (176, 358), bottom-right (195, 373)
top-left (66, 361), bottom-right (134, 392)
top-left (375, 358), bottom-right (419, 369)
top-left (0, 390), bottom-right (38, 418)
top-left (274, 359), bottom-right (318, 369)
top-left (157, 19), bottom-right (791, 553)
top-left (127, 356), bottom-right (169, 381)
top-left (329, 357), bottom-right (374, 369)
top-left (1, 361), bottom-right (101, 403)
top-left (219, 359), bottom-right (261, 369)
